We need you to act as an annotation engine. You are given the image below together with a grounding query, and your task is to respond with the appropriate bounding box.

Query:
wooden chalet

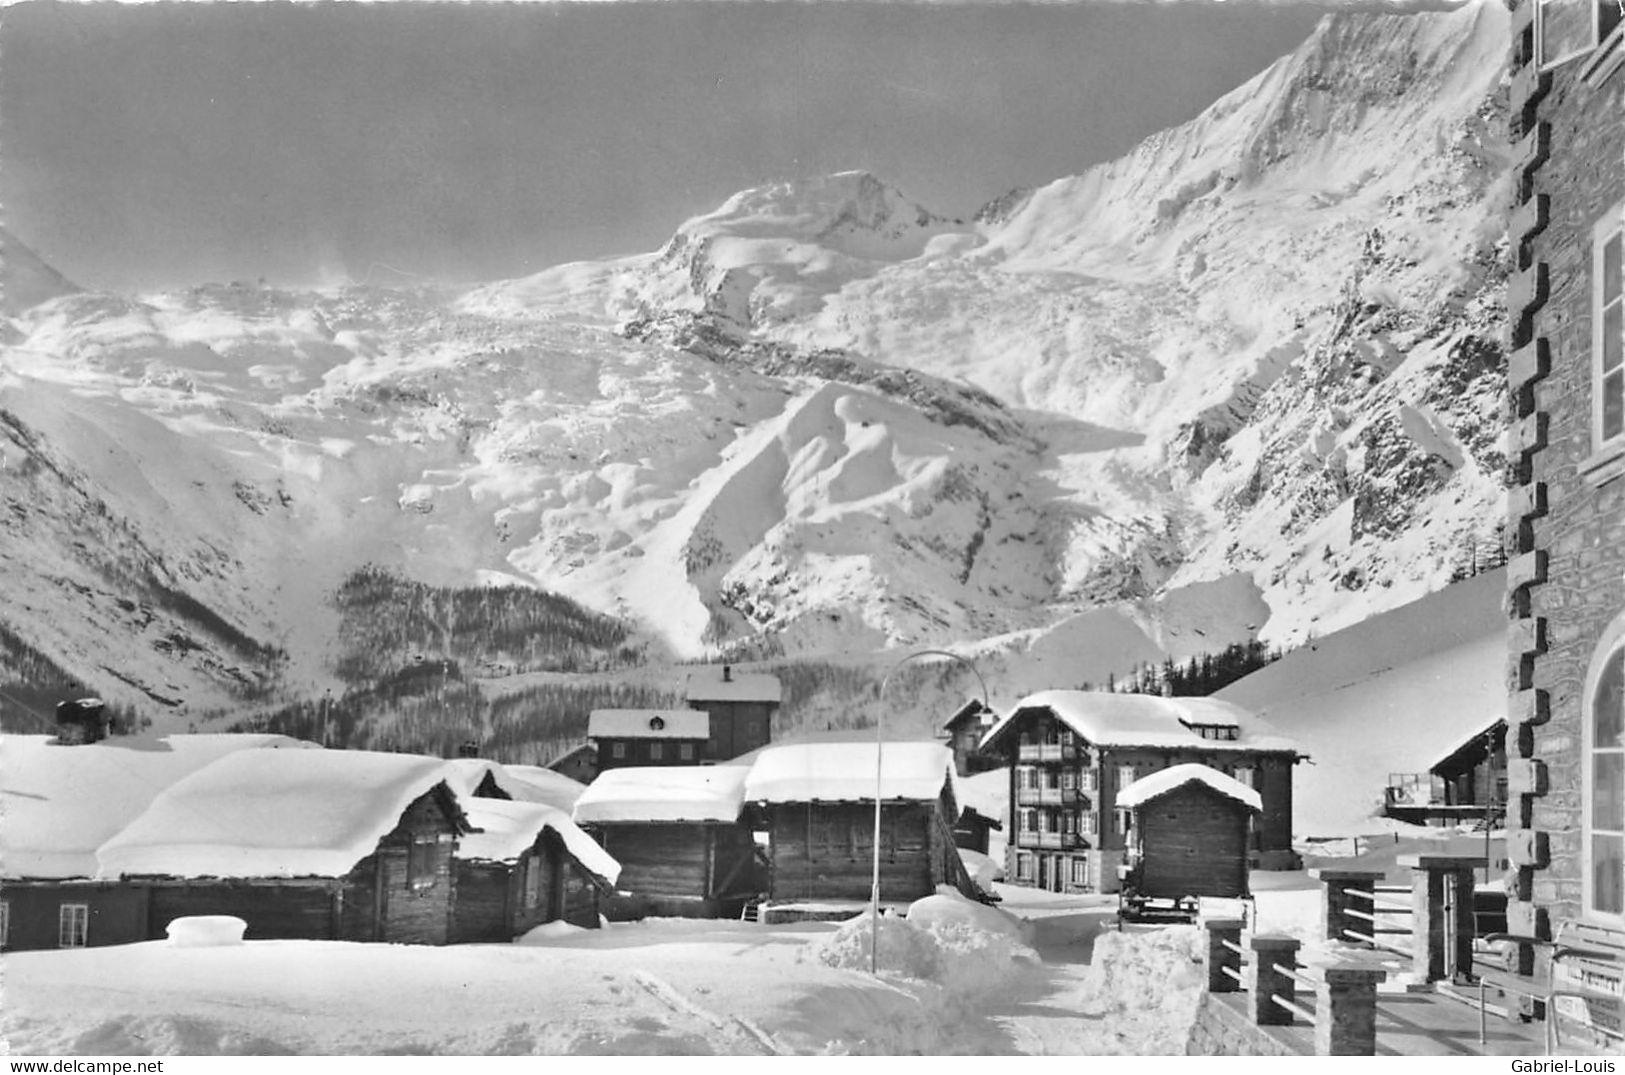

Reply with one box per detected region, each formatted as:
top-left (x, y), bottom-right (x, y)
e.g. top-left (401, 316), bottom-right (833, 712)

top-left (941, 699), bottom-right (999, 777)
top-left (588, 709), bottom-right (709, 771)
top-left (1117, 763), bottom-right (1260, 915)
top-left (571, 765), bottom-right (758, 919)
top-left (1384, 719), bottom-right (1508, 827)
top-left (96, 750), bottom-right (471, 945)
top-left (451, 799), bottom-right (618, 941)
top-left (952, 806), bottom-right (1003, 856)
top-left (685, 665), bottom-right (781, 762)
top-left (978, 691), bottom-right (1302, 895)
top-left (742, 741), bottom-right (980, 912)
top-left (543, 742), bottom-right (598, 786)
top-left (0, 732), bottom-right (316, 952)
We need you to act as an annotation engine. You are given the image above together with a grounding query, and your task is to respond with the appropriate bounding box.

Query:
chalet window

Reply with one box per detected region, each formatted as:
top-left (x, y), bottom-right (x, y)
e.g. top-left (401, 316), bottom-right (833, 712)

top-left (1020, 809), bottom-right (1037, 834)
top-left (1597, 201), bottom-right (1625, 450)
top-left (1080, 812), bottom-right (1097, 836)
top-left (1537, 0), bottom-right (1624, 69)
top-left (611, 741), bottom-right (627, 760)
top-left (523, 855), bottom-right (543, 910)
top-left (1233, 767), bottom-right (1255, 789)
top-left (58, 903), bottom-right (88, 948)
top-left (1071, 857), bottom-right (1088, 885)
top-left (407, 834), bottom-right (439, 890)
top-left (1061, 812), bottom-right (1075, 835)
top-left (1015, 853), bottom-right (1033, 881)
top-left (650, 742), bottom-right (665, 761)
top-left (1079, 768), bottom-right (1098, 793)
top-left (1587, 641), bottom-right (1625, 918)
top-left (679, 742), bottom-right (694, 761)
top-left (1117, 765), bottom-right (1137, 790)
top-left (1060, 769), bottom-right (1076, 790)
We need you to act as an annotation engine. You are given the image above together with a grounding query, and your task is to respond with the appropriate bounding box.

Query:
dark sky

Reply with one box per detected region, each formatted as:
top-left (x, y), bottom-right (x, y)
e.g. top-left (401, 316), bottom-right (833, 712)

top-left (0, 1), bottom-right (1341, 292)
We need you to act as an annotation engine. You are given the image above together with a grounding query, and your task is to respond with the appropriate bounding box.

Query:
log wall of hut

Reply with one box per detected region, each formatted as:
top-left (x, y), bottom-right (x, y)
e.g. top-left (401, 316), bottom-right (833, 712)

top-left (765, 798), bottom-right (977, 904)
top-left (589, 822), bottom-right (756, 919)
top-left (0, 881), bottom-right (151, 952)
top-left (1128, 783), bottom-right (1252, 901)
top-left (146, 879), bottom-right (339, 940)
top-left (450, 862), bottom-right (514, 943)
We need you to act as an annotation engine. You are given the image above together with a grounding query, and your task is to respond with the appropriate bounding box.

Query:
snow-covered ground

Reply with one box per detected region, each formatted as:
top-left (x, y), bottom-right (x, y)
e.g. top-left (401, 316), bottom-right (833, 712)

top-left (0, 881), bottom-right (1329, 1056)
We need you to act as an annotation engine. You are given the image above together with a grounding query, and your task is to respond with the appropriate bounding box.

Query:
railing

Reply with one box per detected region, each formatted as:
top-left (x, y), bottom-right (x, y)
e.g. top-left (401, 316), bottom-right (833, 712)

top-left (1313, 854), bottom-right (1482, 985)
top-left (1019, 830), bottom-right (1084, 850)
top-left (1204, 919), bottom-right (1387, 1055)
top-left (1015, 786), bottom-right (1085, 807)
top-left (1209, 922), bottom-right (1384, 1058)
top-left (1016, 742), bottom-right (1077, 762)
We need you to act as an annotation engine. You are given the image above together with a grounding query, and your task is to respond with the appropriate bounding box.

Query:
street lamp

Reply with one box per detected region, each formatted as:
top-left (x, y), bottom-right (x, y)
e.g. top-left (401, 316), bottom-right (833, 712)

top-left (870, 648), bottom-right (990, 974)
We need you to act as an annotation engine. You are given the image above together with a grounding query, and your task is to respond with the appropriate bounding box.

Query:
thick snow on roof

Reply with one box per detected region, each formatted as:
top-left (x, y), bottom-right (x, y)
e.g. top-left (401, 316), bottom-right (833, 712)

top-left (97, 750), bottom-right (459, 880)
top-left (0, 733), bottom-right (317, 880)
top-left (744, 741), bottom-right (955, 805)
top-left (572, 766), bottom-right (750, 825)
top-left (685, 667), bottom-right (782, 704)
top-left (588, 709), bottom-right (709, 740)
top-left (497, 765), bottom-right (588, 811)
top-left (980, 691), bottom-right (1296, 754)
top-left (457, 799), bottom-right (619, 885)
top-left (1116, 763), bottom-right (1262, 812)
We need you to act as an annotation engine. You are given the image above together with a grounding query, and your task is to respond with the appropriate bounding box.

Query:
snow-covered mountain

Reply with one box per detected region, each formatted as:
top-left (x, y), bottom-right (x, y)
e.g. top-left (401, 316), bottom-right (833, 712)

top-left (0, 3), bottom-right (1510, 733)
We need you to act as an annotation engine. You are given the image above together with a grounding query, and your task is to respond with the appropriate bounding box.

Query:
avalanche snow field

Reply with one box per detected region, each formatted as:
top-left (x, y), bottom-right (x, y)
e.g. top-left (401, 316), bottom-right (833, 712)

top-left (0, 886), bottom-right (1184, 1056)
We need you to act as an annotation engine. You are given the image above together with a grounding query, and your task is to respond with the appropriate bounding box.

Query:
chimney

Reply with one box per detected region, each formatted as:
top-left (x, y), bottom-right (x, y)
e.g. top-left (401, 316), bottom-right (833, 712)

top-left (722, 664), bottom-right (733, 683)
top-left (55, 698), bottom-right (110, 745)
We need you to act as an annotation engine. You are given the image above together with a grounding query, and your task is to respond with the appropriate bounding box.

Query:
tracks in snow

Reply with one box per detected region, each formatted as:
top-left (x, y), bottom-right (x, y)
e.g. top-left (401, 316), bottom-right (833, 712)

top-left (631, 970), bottom-right (788, 1055)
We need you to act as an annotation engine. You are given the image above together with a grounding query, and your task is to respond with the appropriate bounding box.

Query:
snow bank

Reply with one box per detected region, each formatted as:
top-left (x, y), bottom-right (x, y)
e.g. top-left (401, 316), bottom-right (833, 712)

top-left (1082, 926), bottom-right (1207, 1053)
top-left (515, 920), bottom-right (590, 944)
top-left (815, 891), bottom-right (1039, 1010)
top-left (165, 916), bottom-right (247, 948)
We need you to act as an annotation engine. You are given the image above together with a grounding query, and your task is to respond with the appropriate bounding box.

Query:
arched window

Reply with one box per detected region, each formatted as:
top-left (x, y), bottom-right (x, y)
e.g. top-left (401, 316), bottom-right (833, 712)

top-left (1588, 634), bottom-right (1625, 918)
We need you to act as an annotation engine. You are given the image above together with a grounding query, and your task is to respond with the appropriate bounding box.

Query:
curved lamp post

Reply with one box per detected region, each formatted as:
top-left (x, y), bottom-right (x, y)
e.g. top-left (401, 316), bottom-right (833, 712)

top-left (870, 648), bottom-right (990, 974)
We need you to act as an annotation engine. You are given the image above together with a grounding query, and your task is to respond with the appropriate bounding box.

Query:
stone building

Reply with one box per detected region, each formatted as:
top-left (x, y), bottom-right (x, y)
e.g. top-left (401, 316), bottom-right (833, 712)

top-left (1506, 0), bottom-right (1623, 975)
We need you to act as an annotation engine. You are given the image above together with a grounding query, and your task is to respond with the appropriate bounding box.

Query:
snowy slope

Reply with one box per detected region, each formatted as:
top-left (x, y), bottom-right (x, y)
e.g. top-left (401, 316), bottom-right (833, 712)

top-left (1214, 568), bottom-right (1506, 836)
top-left (1, 4), bottom-right (1510, 731)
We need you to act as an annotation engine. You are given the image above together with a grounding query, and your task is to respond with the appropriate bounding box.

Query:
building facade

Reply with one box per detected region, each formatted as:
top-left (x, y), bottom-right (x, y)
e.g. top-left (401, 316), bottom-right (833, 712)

top-left (685, 665), bottom-right (780, 762)
top-left (1506, 0), bottom-right (1624, 977)
top-left (979, 691), bottom-right (1301, 894)
top-left (588, 709), bottom-right (710, 770)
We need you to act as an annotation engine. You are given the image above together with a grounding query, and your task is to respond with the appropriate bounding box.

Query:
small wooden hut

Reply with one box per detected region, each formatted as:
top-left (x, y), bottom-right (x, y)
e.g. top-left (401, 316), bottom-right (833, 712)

top-left (97, 750), bottom-right (470, 945)
top-left (571, 765), bottom-right (758, 919)
top-left (451, 799), bottom-right (618, 941)
top-left (744, 741), bottom-right (980, 913)
top-left (0, 732), bottom-right (316, 952)
top-left (1116, 763), bottom-right (1259, 917)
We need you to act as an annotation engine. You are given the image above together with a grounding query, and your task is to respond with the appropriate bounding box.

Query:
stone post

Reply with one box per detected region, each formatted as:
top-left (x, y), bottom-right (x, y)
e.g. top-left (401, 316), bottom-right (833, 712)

top-left (1309, 868), bottom-right (1386, 945)
top-left (1315, 965), bottom-right (1388, 1056)
top-left (1203, 917), bottom-right (1245, 993)
top-left (1398, 852), bottom-right (1485, 983)
top-left (1249, 934), bottom-right (1302, 1026)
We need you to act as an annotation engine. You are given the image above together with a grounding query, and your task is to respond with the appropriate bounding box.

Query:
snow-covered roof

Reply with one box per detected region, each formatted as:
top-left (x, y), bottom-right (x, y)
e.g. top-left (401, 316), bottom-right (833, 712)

top-left (572, 766), bottom-right (751, 825)
top-left (457, 798), bottom-right (619, 886)
top-left (979, 691), bottom-right (1297, 755)
top-left (1116, 763), bottom-right (1262, 813)
top-left (96, 750), bottom-right (464, 880)
top-left (441, 758), bottom-right (531, 801)
top-left (1427, 717), bottom-right (1504, 772)
top-left (588, 709), bottom-right (709, 740)
top-left (744, 741), bottom-right (956, 805)
top-left (497, 764), bottom-right (588, 812)
top-left (685, 666), bottom-right (782, 704)
top-left (941, 700), bottom-right (996, 734)
top-left (0, 733), bottom-right (318, 880)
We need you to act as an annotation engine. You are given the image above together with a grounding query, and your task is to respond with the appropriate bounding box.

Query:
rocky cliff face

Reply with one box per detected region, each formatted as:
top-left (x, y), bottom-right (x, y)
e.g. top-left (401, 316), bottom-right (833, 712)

top-left (0, 4), bottom-right (1511, 724)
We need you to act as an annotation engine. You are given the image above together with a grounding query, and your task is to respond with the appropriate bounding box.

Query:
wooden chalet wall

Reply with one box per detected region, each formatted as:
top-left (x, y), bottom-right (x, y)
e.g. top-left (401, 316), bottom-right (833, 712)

top-left (1128, 783), bottom-right (1252, 901)
top-left (1, 882), bottom-right (150, 952)
top-left (451, 833), bottom-right (603, 942)
top-left (135, 789), bottom-right (461, 945)
top-left (588, 822), bottom-right (757, 918)
top-left (764, 794), bottom-right (977, 904)
top-left (690, 700), bottom-right (774, 762)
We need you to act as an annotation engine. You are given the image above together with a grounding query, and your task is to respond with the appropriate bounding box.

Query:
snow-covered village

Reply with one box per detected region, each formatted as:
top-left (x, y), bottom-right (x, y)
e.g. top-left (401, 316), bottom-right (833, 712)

top-left (1, 0), bottom-right (1623, 1059)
